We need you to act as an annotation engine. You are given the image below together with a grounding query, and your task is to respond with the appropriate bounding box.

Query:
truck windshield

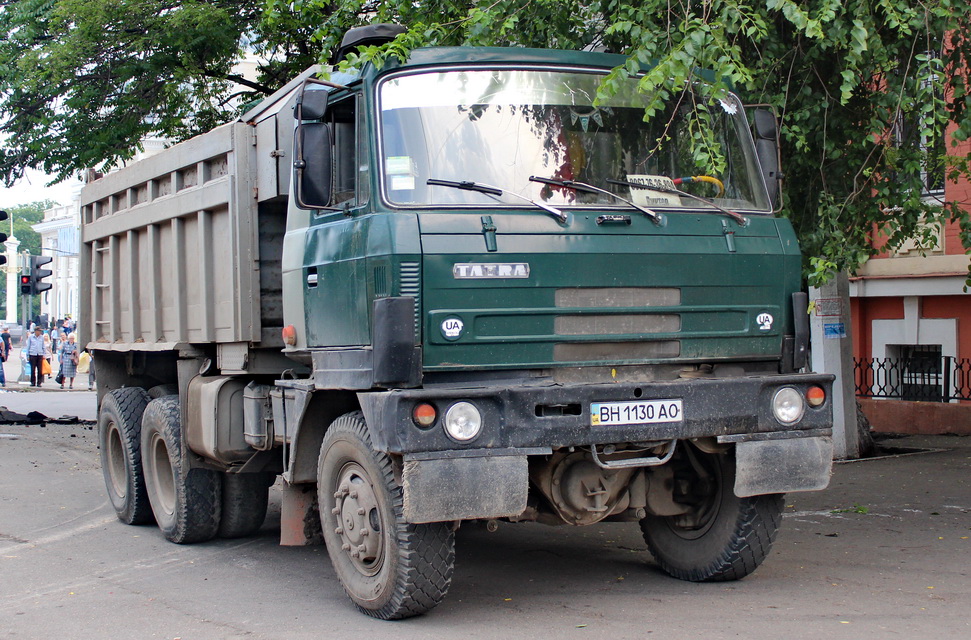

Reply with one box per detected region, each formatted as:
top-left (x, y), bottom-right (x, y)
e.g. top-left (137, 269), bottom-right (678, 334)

top-left (378, 68), bottom-right (771, 212)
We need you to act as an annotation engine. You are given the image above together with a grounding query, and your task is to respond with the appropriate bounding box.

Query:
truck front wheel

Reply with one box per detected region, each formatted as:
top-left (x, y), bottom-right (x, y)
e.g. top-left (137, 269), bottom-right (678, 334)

top-left (141, 395), bottom-right (222, 544)
top-left (317, 411), bottom-right (455, 619)
top-left (640, 445), bottom-right (784, 582)
top-left (99, 387), bottom-right (153, 525)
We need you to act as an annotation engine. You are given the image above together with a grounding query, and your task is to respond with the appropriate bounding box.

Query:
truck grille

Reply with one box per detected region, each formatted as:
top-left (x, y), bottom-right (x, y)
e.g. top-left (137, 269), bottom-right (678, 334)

top-left (555, 287), bottom-right (680, 308)
top-left (552, 287), bottom-right (681, 361)
top-left (400, 261), bottom-right (421, 339)
top-left (554, 314), bottom-right (680, 335)
top-left (554, 341), bottom-right (680, 361)
top-left (554, 287), bottom-right (680, 335)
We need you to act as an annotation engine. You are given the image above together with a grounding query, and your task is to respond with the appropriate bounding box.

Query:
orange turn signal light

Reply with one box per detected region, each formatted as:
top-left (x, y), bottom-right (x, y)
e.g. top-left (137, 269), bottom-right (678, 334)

top-left (282, 325), bottom-right (297, 346)
top-left (413, 403), bottom-right (437, 428)
top-left (806, 386), bottom-right (826, 407)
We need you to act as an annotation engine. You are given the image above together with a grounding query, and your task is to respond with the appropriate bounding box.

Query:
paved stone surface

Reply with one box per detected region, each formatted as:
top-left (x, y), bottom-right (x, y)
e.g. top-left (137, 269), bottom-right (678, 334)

top-left (0, 392), bottom-right (968, 638)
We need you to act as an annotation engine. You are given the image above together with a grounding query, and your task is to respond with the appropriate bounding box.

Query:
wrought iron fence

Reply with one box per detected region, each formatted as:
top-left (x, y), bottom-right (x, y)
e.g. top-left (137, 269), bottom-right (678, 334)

top-left (854, 356), bottom-right (971, 402)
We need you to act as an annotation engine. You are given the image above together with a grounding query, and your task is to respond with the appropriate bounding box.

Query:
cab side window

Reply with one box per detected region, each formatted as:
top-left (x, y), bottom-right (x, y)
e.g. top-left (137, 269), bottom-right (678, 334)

top-left (328, 96), bottom-right (368, 208)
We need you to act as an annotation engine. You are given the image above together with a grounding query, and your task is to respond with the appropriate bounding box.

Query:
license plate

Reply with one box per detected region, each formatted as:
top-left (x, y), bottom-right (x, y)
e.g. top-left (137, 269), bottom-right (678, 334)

top-left (590, 399), bottom-right (683, 426)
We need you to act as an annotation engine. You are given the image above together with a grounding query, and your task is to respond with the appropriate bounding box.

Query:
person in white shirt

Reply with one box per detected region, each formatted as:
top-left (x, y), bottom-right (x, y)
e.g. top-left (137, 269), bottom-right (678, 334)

top-left (24, 326), bottom-right (47, 387)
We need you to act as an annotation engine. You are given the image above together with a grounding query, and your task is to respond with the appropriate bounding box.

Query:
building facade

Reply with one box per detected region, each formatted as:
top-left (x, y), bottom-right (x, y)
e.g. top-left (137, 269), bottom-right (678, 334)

top-left (32, 201), bottom-right (81, 324)
top-left (850, 125), bottom-right (971, 417)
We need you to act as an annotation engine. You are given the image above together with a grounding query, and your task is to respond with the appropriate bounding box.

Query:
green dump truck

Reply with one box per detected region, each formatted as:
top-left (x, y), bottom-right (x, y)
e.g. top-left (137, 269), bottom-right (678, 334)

top-left (82, 26), bottom-right (834, 619)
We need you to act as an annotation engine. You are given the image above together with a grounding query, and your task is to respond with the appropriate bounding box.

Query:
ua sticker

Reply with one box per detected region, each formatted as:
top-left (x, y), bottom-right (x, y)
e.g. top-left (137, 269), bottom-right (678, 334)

top-left (756, 313), bottom-right (774, 331)
top-left (441, 317), bottom-right (464, 340)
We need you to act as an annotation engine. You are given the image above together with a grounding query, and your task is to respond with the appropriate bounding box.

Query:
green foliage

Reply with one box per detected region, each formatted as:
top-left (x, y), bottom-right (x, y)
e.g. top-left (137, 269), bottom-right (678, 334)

top-left (0, 0), bottom-right (280, 185)
top-left (0, 200), bottom-right (53, 319)
top-left (267, 0), bottom-right (971, 285)
top-left (831, 503), bottom-right (870, 514)
top-left (3, 0), bottom-right (971, 283)
top-left (3, 201), bottom-right (49, 258)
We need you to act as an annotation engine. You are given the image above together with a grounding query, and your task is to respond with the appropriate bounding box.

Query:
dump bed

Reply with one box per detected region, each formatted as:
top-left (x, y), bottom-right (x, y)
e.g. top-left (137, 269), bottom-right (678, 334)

top-left (79, 123), bottom-right (258, 350)
top-left (78, 68), bottom-right (315, 353)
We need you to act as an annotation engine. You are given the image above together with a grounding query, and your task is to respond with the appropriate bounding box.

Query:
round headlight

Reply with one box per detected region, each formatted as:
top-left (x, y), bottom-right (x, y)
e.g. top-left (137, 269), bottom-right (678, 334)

top-left (772, 387), bottom-right (805, 425)
top-left (444, 402), bottom-right (482, 441)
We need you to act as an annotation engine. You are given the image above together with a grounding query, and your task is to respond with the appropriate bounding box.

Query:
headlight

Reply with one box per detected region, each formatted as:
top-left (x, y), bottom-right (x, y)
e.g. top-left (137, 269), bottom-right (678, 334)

top-left (772, 387), bottom-right (805, 425)
top-left (444, 402), bottom-right (482, 441)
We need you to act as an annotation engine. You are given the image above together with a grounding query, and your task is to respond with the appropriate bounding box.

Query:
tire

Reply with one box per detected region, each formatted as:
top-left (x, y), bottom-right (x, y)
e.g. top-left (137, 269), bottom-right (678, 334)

top-left (147, 384), bottom-right (178, 399)
top-left (141, 395), bottom-right (222, 544)
top-left (640, 445), bottom-right (784, 582)
top-left (98, 387), bottom-right (153, 525)
top-left (219, 472), bottom-right (272, 539)
top-left (318, 411), bottom-right (455, 619)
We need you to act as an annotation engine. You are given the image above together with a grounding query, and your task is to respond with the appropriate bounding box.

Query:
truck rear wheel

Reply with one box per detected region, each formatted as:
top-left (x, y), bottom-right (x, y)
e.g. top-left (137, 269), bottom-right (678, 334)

top-left (219, 472), bottom-right (272, 539)
top-left (141, 395), bottom-right (222, 544)
top-left (317, 411), bottom-right (455, 619)
top-left (147, 384), bottom-right (178, 399)
top-left (640, 446), bottom-right (784, 582)
top-left (99, 387), bottom-right (153, 525)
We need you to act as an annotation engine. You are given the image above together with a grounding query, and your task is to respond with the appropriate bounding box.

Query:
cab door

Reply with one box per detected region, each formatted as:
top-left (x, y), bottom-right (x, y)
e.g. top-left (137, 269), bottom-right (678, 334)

top-left (302, 94), bottom-right (373, 347)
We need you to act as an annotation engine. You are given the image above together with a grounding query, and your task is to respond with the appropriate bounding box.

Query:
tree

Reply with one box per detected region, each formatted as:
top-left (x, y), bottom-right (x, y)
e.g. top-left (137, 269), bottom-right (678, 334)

top-left (3, 1), bottom-right (971, 283)
top-left (0, 200), bottom-right (54, 318)
top-left (0, 0), bottom-right (300, 186)
top-left (263, 0), bottom-right (971, 284)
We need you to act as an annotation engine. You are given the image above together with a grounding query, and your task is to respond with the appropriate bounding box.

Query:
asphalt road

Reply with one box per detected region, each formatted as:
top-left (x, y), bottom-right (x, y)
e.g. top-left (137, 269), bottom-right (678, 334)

top-left (1, 392), bottom-right (969, 639)
top-left (0, 388), bottom-right (97, 422)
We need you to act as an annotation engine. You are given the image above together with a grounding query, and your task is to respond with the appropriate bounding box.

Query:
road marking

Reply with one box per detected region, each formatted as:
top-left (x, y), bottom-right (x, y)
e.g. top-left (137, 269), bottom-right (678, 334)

top-left (0, 539), bottom-right (264, 610)
top-left (0, 508), bottom-right (115, 555)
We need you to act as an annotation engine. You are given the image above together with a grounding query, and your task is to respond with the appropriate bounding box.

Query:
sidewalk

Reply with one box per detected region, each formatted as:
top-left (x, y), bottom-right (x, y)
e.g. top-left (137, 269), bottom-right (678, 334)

top-left (2, 346), bottom-right (93, 391)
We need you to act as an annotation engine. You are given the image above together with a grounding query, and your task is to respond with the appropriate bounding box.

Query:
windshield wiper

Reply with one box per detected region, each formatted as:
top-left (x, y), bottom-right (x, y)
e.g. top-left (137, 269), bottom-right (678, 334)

top-left (426, 178), bottom-right (568, 224)
top-left (529, 176), bottom-right (665, 226)
top-left (606, 178), bottom-right (748, 226)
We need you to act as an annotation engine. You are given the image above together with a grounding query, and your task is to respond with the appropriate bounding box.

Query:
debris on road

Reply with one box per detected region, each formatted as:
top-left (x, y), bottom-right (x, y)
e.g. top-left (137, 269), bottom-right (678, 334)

top-left (0, 406), bottom-right (93, 425)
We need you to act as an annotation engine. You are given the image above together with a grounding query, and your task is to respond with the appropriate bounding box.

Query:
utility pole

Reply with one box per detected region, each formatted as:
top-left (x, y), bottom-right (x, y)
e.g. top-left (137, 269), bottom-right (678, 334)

top-left (4, 234), bottom-right (20, 326)
top-left (809, 271), bottom-right (860, 459)
top-left (20, 251), bottom-right (30, 332)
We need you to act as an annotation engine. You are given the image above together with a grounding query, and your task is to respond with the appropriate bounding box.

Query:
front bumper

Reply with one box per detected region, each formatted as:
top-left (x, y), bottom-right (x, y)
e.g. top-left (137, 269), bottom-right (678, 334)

top-left (358, 372), bottom-right (834, 455)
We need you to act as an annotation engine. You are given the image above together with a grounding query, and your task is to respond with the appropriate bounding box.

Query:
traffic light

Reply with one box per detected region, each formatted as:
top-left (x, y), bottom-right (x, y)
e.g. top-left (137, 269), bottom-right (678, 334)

top-left (0, 210), bottom-right (7, 265)
top-left (20, 274), bottom-right (30, 295)
top-left (29, 255), bottom-right (53, 294)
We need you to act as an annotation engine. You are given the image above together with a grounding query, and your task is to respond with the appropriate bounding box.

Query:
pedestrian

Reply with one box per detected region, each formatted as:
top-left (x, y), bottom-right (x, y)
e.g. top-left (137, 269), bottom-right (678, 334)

top-left (87, 350), bottom-right (95, 390)
top-left (59, 333), bottom-right (79, 389)
top-left (1, 326), bottom-right (10, 354)
top-left (43, 330), bottom-right (54, 367)
top-left (0, 333), bottom-right (6, 387)
top-left (25, 326), bottom-right (46, 387)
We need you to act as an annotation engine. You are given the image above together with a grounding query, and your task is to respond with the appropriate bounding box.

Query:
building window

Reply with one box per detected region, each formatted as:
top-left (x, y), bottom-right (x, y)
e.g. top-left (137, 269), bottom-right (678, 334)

top-left (893, 50), bottom-right (946, 198)
top-left (888, 344), bottom-right (943, 401)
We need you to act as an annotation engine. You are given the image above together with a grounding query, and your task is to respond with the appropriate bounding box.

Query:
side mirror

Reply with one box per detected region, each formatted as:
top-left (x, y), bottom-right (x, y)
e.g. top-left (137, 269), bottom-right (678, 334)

top-left (752, 108), bottom-right (782, 211)
top-left (299, 89), bottom-right (329, 121)
top-left (294, 122), bottom-right (332, 208)
top-left (293, 85), bottom-right (333, 209)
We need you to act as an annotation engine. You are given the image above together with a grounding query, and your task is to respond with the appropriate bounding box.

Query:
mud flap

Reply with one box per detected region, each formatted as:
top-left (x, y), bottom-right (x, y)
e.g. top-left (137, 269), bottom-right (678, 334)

top-left (402, 454), bottom-right (528, 523)
top-left (734, 436), bottom-right (833, 497)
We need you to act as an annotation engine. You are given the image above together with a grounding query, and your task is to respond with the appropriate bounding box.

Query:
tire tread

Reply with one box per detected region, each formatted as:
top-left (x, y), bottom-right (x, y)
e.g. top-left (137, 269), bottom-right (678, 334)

top-left (643, 492), bottom-right (784, 582)
top-left (219, 473), bottom-right (271, 539)
top-left (320, 411), bottom-right (454, 620)
top-left (142, 396), bottom-right (221, 544)
top-left (99, 387), bottom-right (153, 525)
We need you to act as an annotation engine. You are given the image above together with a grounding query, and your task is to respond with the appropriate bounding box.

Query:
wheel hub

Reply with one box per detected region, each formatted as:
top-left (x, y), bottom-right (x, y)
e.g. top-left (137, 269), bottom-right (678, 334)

top-left (333, 463), bottom-right (383, 575)
top-left (105, 422), bottom-right (127, 499)
top-left (668, 453), bottom-right (723, 536)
